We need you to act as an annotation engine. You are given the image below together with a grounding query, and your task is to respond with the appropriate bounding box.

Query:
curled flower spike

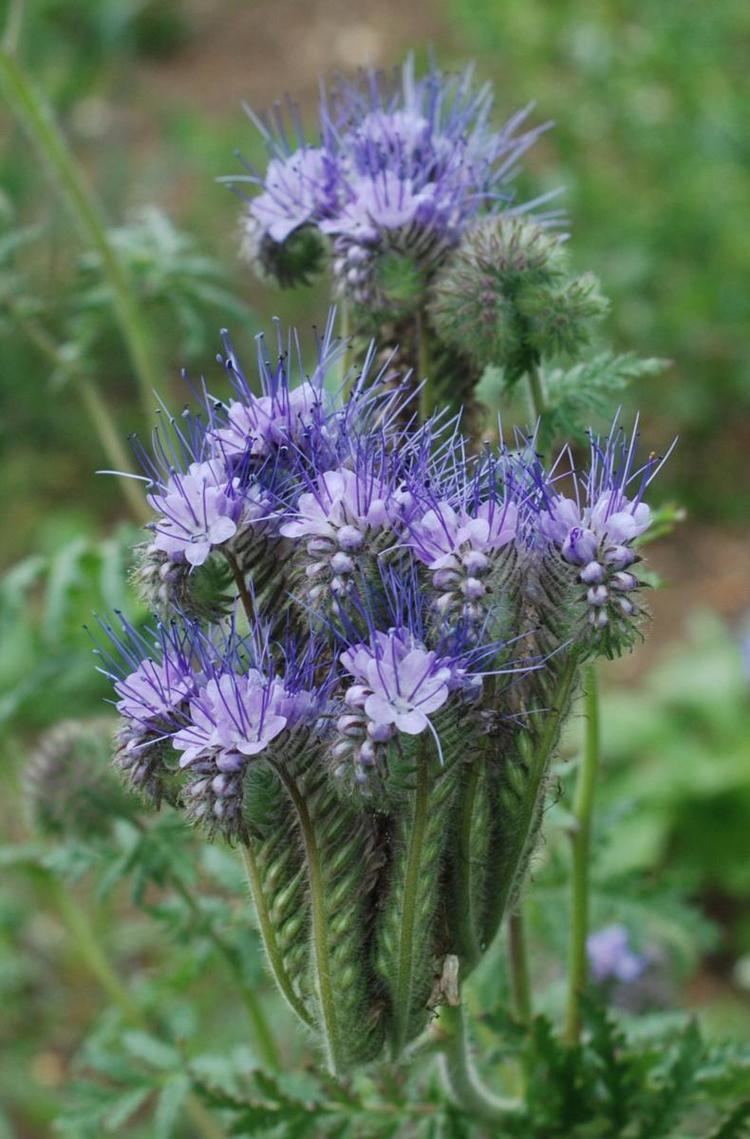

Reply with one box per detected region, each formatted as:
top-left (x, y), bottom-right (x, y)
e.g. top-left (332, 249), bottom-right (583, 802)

top-left (539, 423), bottom-right (671, 654)
top-left (94, 617), bottom-right (202, 805)
top-left (408, 497), bottom-right (519, 622)
top-left (229, 56), bottom-right (554, 310)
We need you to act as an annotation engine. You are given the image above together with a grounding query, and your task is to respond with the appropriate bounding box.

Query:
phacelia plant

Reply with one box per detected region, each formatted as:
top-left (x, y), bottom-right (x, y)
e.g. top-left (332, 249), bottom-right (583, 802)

top-left (84, 53), bottom-right (693, 1132)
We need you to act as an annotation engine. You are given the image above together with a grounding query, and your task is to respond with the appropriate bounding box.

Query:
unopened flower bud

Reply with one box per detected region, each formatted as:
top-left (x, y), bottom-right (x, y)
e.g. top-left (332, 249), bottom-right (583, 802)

top-left (579, 561), bottom-right (605, 585)
top-left (604, 545), bottom-right (637, 569)
top-left (587, 585), bottom-right (609, 607)
top-left (338, 525), bottom-right (364, 551)
top-left (24, 719), bottom-right (139, 840)
top-left (330, 552), bottom-right (355, 575)
top-left (462, 550), bottom-right (489, 576)
top-left (611, 571), bottom-right (638, 592)
top-left (463, 577), bottom-right (485, 600)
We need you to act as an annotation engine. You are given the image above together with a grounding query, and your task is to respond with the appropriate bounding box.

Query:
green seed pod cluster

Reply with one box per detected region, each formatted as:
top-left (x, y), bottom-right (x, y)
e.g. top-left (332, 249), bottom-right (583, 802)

top-left (429, 216), bottom-right (608, 378)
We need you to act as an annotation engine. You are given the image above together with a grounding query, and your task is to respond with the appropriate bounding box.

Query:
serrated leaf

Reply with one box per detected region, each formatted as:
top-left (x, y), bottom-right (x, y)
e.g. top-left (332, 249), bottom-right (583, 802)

top-left (103, 1085), bottom-right (151, 1131)
top-left (541, 352), bottom-right (668, 442)
top-left (121, 1030), bottom-right (180, 1071)
top-left (153, 1073), bottom-right (190, 1138)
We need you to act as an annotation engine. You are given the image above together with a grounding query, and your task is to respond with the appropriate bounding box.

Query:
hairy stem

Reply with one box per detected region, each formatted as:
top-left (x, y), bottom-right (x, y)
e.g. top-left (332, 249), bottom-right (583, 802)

top-left (5, 302), bottom-right (150, 523)
top-left (239, 843), bottom-right (313, 1028)
top-left (565, 663), bottom-right (600, 1044)
top-left (508, 909), bottom-right (532, 1025)
top-left (526, 358), bottom-right (547, 424)
top-left (223, 549), bottom-right (256, 626)
top-left (0, 50), bottom-right (160, 421)
top-left (276, 771), bottom-right (343, 1075)
top-left (392, 742), bottom-right (431, 1056)
top-left (437, 1003), bottom-right (521, 1126)
top-left (483, 655), bottom-right (579, 947)
top-left (416, 309), bottom-right (433, 423)
top-left (451, 759), bottom-right (484, 970)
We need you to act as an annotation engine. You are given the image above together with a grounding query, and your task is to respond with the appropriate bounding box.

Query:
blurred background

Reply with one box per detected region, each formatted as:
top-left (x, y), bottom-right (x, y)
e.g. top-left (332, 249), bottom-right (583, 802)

top-left (1, 1), bottom-right (748, 1134)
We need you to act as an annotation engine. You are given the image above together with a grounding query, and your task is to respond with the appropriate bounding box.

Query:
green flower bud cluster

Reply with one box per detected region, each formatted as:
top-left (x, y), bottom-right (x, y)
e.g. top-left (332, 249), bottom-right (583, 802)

top-left (429, 217), bottom-right (609, 379)
top-left (24, 718), bottom-right (140, 841)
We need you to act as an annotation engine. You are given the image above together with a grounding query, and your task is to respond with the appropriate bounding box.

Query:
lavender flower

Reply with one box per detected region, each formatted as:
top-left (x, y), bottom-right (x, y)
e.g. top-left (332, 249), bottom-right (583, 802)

top-left (332, 627), bottom-right (465, 780)
top-left (147, 460), bottom-right (252, 567)
top-left (538, 424), bottom-right (667, 652)
top-left (248, 147), bottom-right (335, 244)
top-left (587, 924), bottom-right (647, 985)
top-left (279, 457), bottom-right (410, 604)
top-left (173, 671), bottom-right (289, 770)
top-left (97, 310), bottom-right (668, 1067)
top-left (96, 619), bottom-right (201, 804)
top-left (342, 629), bottom-right (453, 734)
top-left (408, 496), bottom-right (519, 621)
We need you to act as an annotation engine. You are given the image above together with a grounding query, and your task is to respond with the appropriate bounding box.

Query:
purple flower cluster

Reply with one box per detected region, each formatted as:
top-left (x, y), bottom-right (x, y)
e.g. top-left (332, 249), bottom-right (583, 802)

top-left (232, 57), bottom-right (552, 306)
top-left (539, 423), bottom-right (669, 651)
top-left (100, 321), bottom-right (663, 833)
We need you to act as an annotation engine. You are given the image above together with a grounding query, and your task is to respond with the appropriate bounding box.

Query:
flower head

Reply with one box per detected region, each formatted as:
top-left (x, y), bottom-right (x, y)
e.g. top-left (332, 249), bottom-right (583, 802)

top-left (147, 460), bottom-right (251, 567)
top-left (232, 56), bottom-right (551, 312)
top-left (538, 423), bottom-right (669, 654)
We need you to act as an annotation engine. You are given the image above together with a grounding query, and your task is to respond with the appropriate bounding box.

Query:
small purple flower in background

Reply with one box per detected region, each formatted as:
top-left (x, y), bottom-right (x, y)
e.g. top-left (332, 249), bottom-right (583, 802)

top-left (587, 924), bottom-right (647, 985)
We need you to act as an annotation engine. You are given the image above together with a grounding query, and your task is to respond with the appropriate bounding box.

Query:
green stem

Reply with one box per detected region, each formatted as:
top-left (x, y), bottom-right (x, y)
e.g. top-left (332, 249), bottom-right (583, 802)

top-left (224, 549), bottom-right (255, 627)
top-left (565, 663), bottom-right (600, 1045)
top-left (507, 910), bottom-right (532, 1025)
top-left (452, 759), bottom-right (483, 970)
top-left (276, 772), bottom-right (342, 1075)
top-left (437, 1003), bottom-right (521, 1126)
top-left (0, 50), bottom-right (160, 422)
top-left (525, 357), bottom-right (547, 424)
top-left (392, 743), bottom-right (431, 1056)
top-left (338, 298), bottom-right (352, 398)
top-left (42, 874), bottom-right (226, 1139)
top-left (239, 843), bottom-right (313, 1028)
top-left (416, 309), bottom-right (432, 423)
top-left (484, 655), bottom-right (580, 946)
top-left (2, 0), bottom-right (25, 54)
top-left (6, 303), bottom-right (150, 523)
